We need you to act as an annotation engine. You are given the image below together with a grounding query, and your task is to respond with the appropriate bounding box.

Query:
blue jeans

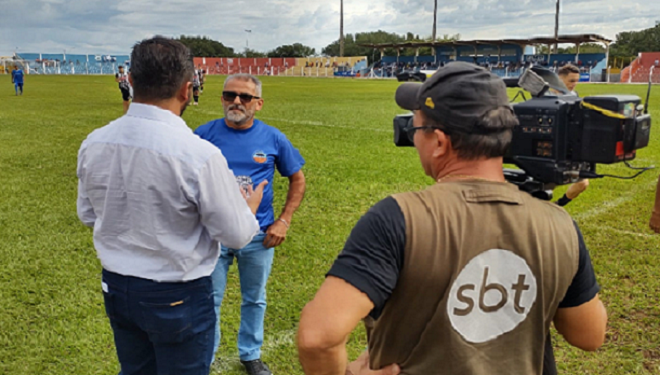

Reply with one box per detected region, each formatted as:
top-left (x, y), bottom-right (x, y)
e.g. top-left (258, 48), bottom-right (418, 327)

top-left (102, 269), bottom-right (215, 375)
top-left (211, 233), bottom-right (274, 361)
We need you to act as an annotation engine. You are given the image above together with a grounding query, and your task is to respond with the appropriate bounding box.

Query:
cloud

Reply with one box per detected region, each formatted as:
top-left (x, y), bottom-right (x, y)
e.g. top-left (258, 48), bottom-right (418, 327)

top-left (0, 0), bottom-right (658, 55)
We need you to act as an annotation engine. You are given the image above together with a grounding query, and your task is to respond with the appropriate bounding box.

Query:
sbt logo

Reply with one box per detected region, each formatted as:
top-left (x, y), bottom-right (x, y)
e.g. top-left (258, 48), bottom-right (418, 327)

top-left (447, 249), bottom-right (538, 344)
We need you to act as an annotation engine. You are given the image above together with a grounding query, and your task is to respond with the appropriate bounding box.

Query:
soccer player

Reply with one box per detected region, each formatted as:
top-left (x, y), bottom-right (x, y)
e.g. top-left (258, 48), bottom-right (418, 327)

top-left (192, 69), bottom-right (201, 105)
top-left (11, 65), bottom-right (24, 96)
top-left (115, 65), bottom-right (131, 113)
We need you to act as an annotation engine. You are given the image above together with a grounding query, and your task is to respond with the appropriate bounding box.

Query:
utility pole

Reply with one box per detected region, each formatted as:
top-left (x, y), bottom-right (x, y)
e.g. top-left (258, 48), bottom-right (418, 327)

top-left (340, 0), bottom-right (345, 57)
top-left (432, 0), bottom-right (438, 41)
top-left (554, 0), bottom-right (560, 54)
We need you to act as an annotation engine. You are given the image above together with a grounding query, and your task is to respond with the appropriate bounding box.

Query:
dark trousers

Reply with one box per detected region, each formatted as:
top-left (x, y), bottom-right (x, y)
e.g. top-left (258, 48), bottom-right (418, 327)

top-left (102, 269), bottom-right (215, 375)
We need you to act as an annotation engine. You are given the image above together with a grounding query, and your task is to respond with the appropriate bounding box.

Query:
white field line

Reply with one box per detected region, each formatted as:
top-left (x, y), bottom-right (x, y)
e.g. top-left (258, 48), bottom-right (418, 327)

top-left (192, 108), bottom-right (658, 232)
top-left (190, 108), bottom-right (390, 133)
top-left (590, 225), bottom-right (657, 239)
top-left (573, 179), bottom-right (657, 221)
top-left (259, 117), bottom-right (391, 133)
top-left (211, 329), bottom-right (296, 374)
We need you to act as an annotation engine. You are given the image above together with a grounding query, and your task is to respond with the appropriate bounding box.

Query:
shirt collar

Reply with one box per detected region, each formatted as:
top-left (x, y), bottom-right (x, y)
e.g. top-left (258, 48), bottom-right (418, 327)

top-left (127, 103), bottom-right (190, 131)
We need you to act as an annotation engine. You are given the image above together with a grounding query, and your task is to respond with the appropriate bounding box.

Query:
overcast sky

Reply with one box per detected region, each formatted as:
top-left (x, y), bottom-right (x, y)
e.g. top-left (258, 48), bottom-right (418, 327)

top-left (1, 0), bottom-right (658, 56)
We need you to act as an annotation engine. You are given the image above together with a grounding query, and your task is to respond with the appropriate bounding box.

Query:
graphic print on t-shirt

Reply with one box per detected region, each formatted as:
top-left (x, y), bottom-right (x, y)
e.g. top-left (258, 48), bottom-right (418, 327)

top-left (447, 249), bottom-right (538, 343)
top-left (252, 151), bottom-right (267, 164)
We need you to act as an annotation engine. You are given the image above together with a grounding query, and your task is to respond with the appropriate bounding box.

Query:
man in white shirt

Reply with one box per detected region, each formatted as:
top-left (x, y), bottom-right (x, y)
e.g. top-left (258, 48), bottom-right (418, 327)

top-left (77, 36), bottom-right (264, 375)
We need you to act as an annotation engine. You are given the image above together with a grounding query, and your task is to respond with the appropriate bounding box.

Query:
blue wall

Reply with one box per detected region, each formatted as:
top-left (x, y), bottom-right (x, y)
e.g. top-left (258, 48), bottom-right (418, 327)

top-left (18, 53), bottom-right (130, 74)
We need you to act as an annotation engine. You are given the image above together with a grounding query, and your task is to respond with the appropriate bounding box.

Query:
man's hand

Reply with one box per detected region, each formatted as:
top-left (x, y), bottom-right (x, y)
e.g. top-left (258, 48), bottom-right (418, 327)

top-left (346, 351), bottom-right (400, 375)
top-left (650, 210), bottom-right (660, 233)
top-left (566, 179), bottom-right (589, 200)
top-left (264, 218), bottom-right (288, 248)
top-left (242, 180), bottom-right (268, 215)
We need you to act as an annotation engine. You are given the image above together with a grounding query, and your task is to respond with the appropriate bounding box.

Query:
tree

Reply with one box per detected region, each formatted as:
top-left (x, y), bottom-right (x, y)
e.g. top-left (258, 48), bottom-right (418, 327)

top-left (176, 35), bottom-right (236, 57)
top-left (537, 43), bottom-right (605, 55)
top-left (268, 43), bottom-right (316, 58)
top-left (322, 30), bottom-right (406, 64)
top-left (611, 25), bottom-right (660, 57)
top-left (322, 30), bottom-right (461, 64)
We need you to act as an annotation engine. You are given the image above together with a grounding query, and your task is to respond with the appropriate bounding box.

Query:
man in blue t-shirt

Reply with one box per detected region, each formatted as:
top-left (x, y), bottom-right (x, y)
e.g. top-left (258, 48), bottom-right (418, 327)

top-left (11, 66), bottom-right (24, 96)
top-left (194, 74), bottom-right (306, 375)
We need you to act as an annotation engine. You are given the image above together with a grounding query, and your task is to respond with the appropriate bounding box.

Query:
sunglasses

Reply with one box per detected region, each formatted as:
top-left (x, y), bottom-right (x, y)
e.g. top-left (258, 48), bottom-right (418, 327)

top-left (222, 91), bottom-right (260, 104)
top-left (404, 126), bottom-right (447, 143)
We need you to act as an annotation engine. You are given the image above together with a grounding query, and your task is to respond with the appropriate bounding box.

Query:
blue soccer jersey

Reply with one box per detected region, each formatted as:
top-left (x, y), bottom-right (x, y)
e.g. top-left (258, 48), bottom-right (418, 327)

top-left (12, 69), bottom-right (24, 84)
top-left (194, 118), bottom-right (305, 231)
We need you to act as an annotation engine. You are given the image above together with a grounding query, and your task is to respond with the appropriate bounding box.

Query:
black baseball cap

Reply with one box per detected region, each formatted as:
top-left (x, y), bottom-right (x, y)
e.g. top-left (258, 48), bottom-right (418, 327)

top-left (395, 62), bottom-right (513, 134)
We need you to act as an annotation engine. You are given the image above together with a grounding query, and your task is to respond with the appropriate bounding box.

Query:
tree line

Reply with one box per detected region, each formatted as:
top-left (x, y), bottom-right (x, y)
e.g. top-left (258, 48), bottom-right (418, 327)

top-left (176, 31), bottom-right (458, 64)
top-left (178, 24), bottom-right (660, 66)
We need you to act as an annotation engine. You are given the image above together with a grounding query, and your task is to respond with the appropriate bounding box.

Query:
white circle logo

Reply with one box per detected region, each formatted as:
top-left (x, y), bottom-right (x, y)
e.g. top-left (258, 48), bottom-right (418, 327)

top-left (447, 249), bottom-right (537, 344)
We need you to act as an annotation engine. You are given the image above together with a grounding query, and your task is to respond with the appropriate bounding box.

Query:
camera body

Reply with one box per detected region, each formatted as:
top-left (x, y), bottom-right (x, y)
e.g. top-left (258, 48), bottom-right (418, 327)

top-left (393, 69), bottom-right (651, 192)
top-left (506, 94), bottom-right (651, 185)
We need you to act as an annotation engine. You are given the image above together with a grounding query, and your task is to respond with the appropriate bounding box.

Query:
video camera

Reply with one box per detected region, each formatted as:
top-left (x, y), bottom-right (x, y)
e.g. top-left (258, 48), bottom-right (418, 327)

top-left (393, 66), bottom-right (653, 200)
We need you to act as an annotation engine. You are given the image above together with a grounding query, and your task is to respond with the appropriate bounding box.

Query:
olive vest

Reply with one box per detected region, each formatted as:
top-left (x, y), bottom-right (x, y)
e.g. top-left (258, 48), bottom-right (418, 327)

top-left (366, 181), bottom-right (579, 375)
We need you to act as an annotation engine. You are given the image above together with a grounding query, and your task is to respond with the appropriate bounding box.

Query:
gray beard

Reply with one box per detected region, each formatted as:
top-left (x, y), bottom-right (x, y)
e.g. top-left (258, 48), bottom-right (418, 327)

top-left (226, 109), bottom-right (251, 125)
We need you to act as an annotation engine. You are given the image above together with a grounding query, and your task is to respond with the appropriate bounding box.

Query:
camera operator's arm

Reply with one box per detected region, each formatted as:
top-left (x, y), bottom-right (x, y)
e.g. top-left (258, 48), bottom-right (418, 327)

top-left (649, 176), bottom-right (660, 233)
top-left (556, 180), bottom-right (590, 206)
top-left (298, 277), bottom-right (376, 375)
top-left (553, 222), bottom-right (607, 351)
top-left (554, 295), bottom-right (607, 351)
top-left (298, 198), bottom-right (404, 375)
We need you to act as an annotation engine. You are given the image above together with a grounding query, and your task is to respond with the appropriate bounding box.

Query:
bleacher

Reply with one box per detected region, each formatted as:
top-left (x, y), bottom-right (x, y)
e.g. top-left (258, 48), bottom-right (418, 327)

top-left (15, 53), bottom-right (130, 75)
top-left (367, 52), bottom-right (606, 80)
top-left (621, 52), bottom-right (660, 84)
top-left (192, 56), bottom-right (368, 77)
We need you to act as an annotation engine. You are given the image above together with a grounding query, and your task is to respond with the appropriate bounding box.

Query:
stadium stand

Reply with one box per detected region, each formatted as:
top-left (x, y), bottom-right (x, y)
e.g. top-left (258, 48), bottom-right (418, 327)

top-left (12, 53), bottom-right (130, 75)
top-left (1, 56), bottom-right (29, 74)
top-left (621, 52), bottom-right (660, 83)
top-left (360, 34), bottom-right (611, 81)
top-left (192, 56), bottom-right (368, 77)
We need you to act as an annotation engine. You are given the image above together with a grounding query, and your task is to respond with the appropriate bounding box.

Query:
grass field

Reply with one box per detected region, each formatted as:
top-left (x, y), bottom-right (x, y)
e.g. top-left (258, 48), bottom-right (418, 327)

top-left (1, 74), bottom-right (659, 375)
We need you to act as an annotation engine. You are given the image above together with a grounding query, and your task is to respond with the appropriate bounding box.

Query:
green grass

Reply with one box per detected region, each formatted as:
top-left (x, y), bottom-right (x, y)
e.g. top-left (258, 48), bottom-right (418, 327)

top-left (0, 75), bottom-right (659, 375)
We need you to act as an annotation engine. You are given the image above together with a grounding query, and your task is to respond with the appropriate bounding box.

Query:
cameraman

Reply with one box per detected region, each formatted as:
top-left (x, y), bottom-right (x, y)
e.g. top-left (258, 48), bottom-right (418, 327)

top-left (558, 64), bottom-right (580, 96)
top-left (555, 64), bottom-right (590, 207)
top-left (297, 62), bottom-right (607, 375)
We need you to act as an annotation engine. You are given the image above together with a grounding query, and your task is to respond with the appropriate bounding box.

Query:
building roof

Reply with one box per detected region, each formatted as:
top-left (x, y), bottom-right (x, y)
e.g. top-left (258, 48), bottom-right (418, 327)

top-left (358, 34), bottom-right (612, 50)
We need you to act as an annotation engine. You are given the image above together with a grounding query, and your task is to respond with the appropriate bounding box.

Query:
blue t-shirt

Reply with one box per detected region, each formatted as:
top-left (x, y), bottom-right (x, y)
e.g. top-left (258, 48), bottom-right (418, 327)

top-left (12, 69), bottom-right (24, 84)
top-left (194, 118), bottom-right (305, 232)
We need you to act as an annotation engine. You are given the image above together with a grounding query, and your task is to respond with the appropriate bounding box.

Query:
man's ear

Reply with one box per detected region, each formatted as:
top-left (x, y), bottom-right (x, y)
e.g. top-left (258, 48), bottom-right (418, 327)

top-left (179, 81), bottom-right (192, 102)
top-left (128, 73), bottom-right (134, 86)
top-left (433, 129), bottom-right (452, 158)
top-left (255, 97), bottom-right (264, 111)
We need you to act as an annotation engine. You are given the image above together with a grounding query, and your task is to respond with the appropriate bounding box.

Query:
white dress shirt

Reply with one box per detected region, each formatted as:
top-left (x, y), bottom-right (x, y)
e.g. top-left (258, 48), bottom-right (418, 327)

top-left (77, 103), bottom-right (259, 282)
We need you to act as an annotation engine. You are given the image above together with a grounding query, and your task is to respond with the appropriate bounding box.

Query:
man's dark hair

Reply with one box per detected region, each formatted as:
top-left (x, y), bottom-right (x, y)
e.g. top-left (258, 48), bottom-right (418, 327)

top-left (130, 36), bottom-right (194, 101)
top-left (558, 64), bottom-right (580, 76)
top-left (421, 107), bottom-right (519, 160)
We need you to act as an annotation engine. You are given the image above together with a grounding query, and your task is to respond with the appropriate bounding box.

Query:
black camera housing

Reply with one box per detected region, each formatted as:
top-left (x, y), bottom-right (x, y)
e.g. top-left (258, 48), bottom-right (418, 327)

top-left (393, 94), bottom-right (651, 187)
top-left (507, 94), bottom-right (650, 185)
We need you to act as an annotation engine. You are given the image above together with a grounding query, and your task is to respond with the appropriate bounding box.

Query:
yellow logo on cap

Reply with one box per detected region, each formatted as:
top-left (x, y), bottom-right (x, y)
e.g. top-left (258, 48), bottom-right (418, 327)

top-left (425, 97), bottom-right (435, 109)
